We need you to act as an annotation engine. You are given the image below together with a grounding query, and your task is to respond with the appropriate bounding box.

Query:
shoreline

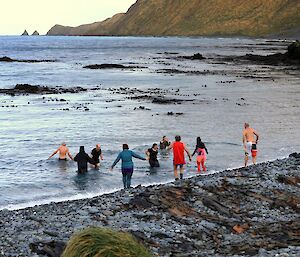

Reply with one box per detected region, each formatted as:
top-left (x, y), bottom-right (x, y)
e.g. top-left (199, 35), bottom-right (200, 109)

top-left (1, 154), bottom-right (290, 211)
top-left (0, 153), bottom-right (299, 256)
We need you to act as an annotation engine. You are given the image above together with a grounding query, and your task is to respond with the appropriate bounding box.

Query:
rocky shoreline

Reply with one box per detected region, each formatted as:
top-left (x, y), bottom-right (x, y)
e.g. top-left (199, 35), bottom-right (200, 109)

top-left (0, 154), bottom-right (299, 257)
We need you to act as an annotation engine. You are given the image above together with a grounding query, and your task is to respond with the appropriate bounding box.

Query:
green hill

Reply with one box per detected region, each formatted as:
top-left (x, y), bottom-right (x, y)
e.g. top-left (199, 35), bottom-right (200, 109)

top-left (47, 0), bottom-right (300, 37)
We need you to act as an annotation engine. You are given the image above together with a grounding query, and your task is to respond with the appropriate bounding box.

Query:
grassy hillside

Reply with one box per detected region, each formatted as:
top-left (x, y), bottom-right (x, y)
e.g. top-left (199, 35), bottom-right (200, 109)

top-left (47, 0), bottom-right (300, 37)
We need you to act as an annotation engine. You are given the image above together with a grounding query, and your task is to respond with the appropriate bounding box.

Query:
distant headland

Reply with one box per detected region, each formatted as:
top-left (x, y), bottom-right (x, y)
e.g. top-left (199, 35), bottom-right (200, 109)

top-left (46, 0), bottom-right (300, 38)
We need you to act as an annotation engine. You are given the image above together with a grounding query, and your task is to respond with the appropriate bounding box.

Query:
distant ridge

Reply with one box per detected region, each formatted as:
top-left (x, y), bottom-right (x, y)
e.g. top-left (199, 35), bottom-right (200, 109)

top-left (47, 0), bottom-right (300, 37)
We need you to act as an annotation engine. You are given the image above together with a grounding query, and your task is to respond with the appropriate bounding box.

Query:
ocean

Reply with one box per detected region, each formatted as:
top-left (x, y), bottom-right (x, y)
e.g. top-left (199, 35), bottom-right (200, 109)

top-left (0, 36), bottom-right (299, 210)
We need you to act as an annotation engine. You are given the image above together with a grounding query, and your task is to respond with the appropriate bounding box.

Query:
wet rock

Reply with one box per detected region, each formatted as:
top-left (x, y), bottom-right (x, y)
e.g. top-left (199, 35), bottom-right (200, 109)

top-left (83, 64), bottom-right (146, 69)
top-left (0, 84), bottom-right (89, 95)
top-left (179, 53), bottom-right (206, 60)
top-left (0, 56), bottom-right (55, 63)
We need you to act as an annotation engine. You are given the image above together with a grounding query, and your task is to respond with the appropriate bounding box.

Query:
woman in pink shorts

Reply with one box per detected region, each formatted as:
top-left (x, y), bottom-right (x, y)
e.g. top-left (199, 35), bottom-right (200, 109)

top-left (192, 137), bottom-right (208, 172)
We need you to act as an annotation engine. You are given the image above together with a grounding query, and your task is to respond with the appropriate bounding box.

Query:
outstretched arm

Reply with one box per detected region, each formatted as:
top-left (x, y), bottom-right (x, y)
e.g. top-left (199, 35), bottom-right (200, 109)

top-left (48, 149), bottom-right (58, 159)
top-left (184, 144), bottom-right (192, 161)
top-left (192, 146), bottom-right (197, 157)
top-left (132, 152), bottom-right (146, 161)
top-left (67, 149), bottom-right (73, 160)
top-left (111, 153), bottom-right (121, 169)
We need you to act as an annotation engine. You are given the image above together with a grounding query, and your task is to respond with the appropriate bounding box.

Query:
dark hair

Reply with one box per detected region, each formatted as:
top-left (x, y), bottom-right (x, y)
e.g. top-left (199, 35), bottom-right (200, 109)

top-left (196, 137), bottom-right (202, 146)
top-left (123, 144), bottom-right (129, 150)
top-left (162, 136), bottom-right (166, 139)
top-left (79, 146), bottom-right (85, 152)
top-left (175, 135), bottom-right (181, 142)
top-left (152, 143), bottom-right (158, 148)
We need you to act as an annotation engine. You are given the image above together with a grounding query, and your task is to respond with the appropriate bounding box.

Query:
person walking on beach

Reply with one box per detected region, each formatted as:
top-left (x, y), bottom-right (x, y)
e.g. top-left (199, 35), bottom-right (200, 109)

top-left (168, 135), bottom-right (192, 180)
top-left (192, 137), bottom-right (208, 172)
top-left (48, 142), bottom-right (73, 161)
top-left (91, 144), bottom-right (103, 168)
top-left (146, 143), bottom-right (160, 168)
top-left (111, 144), bottom-right (147, 189)
top-left (243, 123), bottom-right (259, 167)
top-left (160, 136), bottom-right (171, 150)
top-left (74, 146), bottom-right (96, 173)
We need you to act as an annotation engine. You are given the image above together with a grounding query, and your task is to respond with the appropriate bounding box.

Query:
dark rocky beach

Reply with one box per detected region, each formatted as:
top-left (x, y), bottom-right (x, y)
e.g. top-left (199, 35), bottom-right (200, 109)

top-left (0, 154), bottom-right (299, 257)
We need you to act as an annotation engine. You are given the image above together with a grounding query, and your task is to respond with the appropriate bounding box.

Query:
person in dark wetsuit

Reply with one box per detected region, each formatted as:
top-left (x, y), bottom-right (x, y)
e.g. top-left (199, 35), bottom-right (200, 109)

top-left (91, 144), bottom-right (103, 168)
top-left (146, 143), bottom-right (160, 168)
top-left (74, 146), bottom-right (96, 173)
top-left (192, 137), bottom-right (208, 172)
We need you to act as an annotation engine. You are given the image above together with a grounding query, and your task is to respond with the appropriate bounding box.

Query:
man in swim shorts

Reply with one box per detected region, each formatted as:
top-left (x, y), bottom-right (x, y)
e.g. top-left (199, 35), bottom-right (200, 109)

top-left (168, 135), bottom-right (192, 180)
top-left (48, 142), bottom-right (73, 161)
top-left (243, 123), bottom-right (259, 167)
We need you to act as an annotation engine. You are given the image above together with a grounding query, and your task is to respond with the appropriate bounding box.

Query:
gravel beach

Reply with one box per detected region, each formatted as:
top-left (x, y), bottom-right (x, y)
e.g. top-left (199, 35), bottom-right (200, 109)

top-left (0, 153), bottom-right (299, 257)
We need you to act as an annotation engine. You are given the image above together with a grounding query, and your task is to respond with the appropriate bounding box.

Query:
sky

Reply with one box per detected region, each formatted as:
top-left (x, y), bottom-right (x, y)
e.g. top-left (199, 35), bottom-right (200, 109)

top-left (0, 0), bottom-right (136, 35)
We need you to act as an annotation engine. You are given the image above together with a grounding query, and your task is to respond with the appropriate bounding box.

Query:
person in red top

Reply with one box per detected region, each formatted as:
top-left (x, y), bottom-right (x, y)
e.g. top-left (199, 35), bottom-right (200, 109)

top-left (168, 135), bottom-right (192, 180)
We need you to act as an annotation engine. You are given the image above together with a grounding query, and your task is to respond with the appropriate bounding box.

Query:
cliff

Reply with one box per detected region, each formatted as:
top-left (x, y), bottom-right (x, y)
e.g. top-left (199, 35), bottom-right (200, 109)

top-left (47, 0), bottom-right (300, 37)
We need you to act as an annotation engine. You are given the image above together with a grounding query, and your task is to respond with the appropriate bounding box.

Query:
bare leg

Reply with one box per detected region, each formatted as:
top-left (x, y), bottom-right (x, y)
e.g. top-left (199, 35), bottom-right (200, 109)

top-left (202, 159), bottom-right (206, 172)
top-left (180, 166), bottom-right (184, 179)
top-left (244, 153), bottom-right (249, 167)
top-left (174, 165), bottom-right (179, 180)
top-left (253, 156), bottom-right (257, 165)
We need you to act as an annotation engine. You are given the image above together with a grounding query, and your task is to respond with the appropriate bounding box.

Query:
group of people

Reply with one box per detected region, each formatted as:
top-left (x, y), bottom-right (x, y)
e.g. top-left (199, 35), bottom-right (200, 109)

top-left (48, 123), bottom-right (259, 189)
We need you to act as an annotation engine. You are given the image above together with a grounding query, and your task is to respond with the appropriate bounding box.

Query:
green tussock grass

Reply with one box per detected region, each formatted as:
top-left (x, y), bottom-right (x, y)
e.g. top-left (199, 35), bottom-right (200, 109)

top-left (61, 227), bottom-right (153, 257)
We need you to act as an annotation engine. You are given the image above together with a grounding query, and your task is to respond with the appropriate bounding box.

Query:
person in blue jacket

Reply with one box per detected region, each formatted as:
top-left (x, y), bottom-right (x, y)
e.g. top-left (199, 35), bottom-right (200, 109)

top-left (111, 144), bottom-right (147, 189)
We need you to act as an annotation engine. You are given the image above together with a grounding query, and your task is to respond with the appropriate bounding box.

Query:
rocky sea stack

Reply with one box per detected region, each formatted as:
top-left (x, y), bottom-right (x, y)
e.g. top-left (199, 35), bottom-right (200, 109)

top-left (21, 30), bottom-right (29, 36)
top-left (32, 30), bottom-right (39, 36)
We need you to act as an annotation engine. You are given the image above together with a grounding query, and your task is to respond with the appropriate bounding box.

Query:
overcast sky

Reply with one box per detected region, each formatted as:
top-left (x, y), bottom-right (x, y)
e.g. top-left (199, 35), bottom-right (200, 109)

top-left (0, 0), bottom-right (136, 35)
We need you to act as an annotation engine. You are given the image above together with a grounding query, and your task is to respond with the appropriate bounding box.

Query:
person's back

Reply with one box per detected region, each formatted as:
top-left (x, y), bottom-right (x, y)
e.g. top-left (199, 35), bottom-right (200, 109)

top-left (58, 145), bottom-right (69, 158)
top-left (118, 150), bottom-right (136, 169)
top-left (74, 146), bottom-right (95, 173)
top-left (48, 142), bottom-right (73, 160)
top-left (173, 141), bottom-right (185, 165)
top-left (243, 127), bottom-right (256, 143)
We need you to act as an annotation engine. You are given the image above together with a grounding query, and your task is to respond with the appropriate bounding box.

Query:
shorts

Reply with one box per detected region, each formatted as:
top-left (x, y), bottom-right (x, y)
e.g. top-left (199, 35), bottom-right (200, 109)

top-left (251, 144), bottom-right (258, 157)
top-left (245, 142), bottom-right (252, 155)
top-left (59, 158), bottom-right (67, 161)
top-left (174, 164), bottom-right (184, 168)
top-left (197, 155), bottom-right (206, 163)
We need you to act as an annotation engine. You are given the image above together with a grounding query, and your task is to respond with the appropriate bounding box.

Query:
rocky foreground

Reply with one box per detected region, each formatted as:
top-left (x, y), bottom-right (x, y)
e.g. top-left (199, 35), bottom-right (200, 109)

top-left (0, 154), bottom-right (300, 257)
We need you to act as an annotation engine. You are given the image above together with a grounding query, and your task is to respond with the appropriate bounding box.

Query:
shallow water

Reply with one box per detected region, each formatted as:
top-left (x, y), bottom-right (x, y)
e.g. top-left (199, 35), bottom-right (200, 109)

top-left (0, 36), bottom-right (299, 210)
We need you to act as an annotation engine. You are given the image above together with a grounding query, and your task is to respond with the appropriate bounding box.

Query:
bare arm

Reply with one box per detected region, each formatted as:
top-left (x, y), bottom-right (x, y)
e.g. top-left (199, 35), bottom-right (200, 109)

top-left (253, 130), bottom-right (259, 144)
top-left (68, 151), bottom-right (73, 160)
top-left (184, 144), bottom-right (192, 161)
top-left (242, 132), bottom-right (247, 150)
top-left (48, 149), bottom-right (59, 159)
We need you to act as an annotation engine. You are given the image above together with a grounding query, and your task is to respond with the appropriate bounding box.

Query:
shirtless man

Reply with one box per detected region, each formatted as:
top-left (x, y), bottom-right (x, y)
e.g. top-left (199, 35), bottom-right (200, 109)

top-left (48, 142), bottom-right (73, 160)
top-left (243, 123), bottom-right (259, 167)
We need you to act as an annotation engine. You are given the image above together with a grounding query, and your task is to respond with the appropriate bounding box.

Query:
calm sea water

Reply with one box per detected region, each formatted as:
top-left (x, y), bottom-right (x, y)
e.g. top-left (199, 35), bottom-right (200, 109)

top-left (0, 36), bottom-right (299, 210)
